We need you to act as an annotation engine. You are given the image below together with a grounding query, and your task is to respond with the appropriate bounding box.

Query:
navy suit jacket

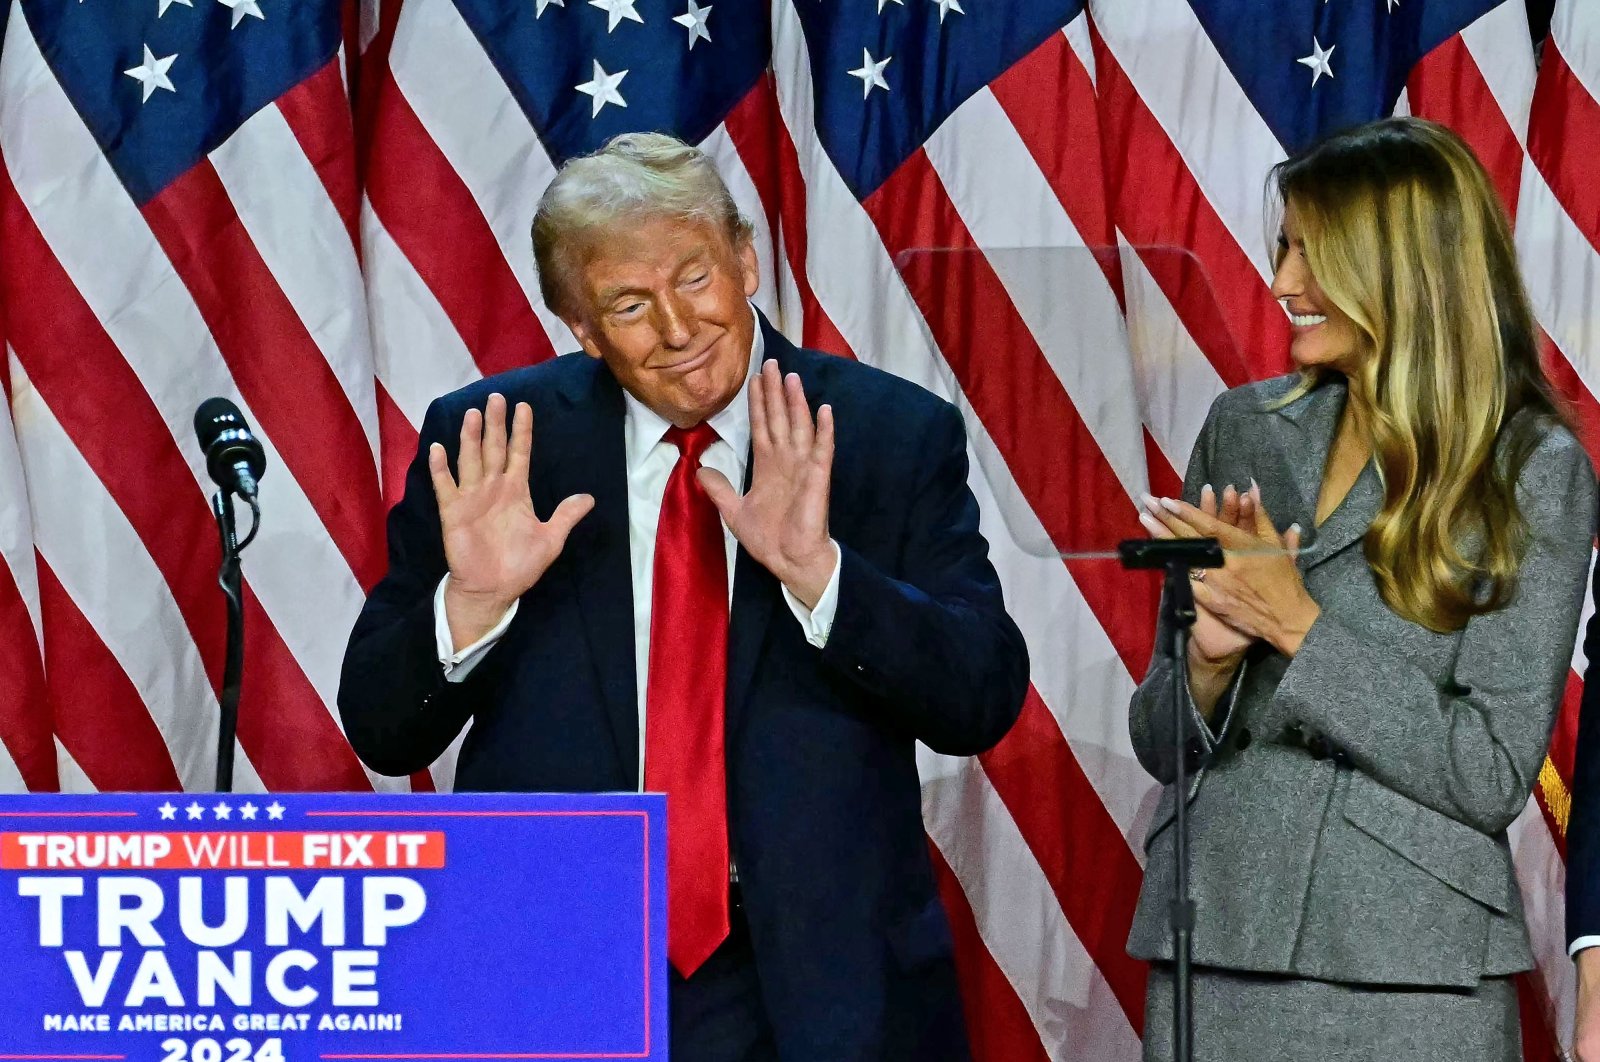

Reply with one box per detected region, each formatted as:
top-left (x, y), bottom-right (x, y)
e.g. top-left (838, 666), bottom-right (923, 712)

top-left (1572, 537), bottom-right (1600, 949)
top-left (338, 319), bottom-right (1030, 1060)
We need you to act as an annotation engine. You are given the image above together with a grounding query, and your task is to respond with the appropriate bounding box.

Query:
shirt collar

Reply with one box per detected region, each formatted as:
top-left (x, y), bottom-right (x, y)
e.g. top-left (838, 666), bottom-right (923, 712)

top-left (621, 306), bottom-right (765, 468)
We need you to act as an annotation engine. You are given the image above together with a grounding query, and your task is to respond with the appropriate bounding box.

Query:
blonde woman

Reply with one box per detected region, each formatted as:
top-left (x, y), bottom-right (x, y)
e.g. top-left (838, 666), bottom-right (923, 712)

top-left (1130, 116), bottom-right (1597, 1061)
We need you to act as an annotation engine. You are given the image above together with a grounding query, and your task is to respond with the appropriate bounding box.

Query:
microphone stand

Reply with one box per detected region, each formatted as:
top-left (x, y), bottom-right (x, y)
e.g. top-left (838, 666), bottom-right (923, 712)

top-left (211, 489), bottom-right (260, 793)
top-left (1118, 536), bottom-right (1224, 1062)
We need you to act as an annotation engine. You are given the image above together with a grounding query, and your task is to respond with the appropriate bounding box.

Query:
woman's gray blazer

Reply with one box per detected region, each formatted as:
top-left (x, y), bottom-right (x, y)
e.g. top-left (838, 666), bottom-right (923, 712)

top-left (1127, 374), bottom-right (1598, 987)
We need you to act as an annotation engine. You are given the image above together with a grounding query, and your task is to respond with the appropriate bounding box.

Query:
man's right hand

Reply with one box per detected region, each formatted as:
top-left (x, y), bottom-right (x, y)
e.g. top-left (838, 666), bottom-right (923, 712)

top-left (429, 393), bottom-right (594, 650)
top-left (1577, 948), bottom-right (1600, 1062)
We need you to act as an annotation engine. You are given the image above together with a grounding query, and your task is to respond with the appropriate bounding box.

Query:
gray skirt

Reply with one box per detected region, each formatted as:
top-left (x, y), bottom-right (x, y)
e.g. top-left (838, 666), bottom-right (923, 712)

top-left (1142, 964), bottom-right (1520, 1062)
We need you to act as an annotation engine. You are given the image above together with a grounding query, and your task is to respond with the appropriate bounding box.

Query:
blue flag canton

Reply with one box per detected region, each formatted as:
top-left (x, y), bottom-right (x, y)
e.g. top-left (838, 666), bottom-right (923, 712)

top-left (1187, 0), bottom-right (1504, 153)
top-left (450, 0), bottom-right (770, 167)
top-left (22, 0), bottom-right (341, 205)
top-left (794, 0), bottom-right (1083, 201)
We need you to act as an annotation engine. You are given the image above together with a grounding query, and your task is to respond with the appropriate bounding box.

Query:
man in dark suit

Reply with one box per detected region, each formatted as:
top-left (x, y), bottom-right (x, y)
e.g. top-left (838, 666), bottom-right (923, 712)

top-left (337, 132), bottom-right (1028, 1062)
top-left (1572, 562), bottom-right (1600, 1062)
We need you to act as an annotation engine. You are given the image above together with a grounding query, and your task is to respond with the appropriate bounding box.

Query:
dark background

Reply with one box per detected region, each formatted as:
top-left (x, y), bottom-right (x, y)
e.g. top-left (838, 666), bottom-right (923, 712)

top-left (1529, 0), bottom-right (1555, 49)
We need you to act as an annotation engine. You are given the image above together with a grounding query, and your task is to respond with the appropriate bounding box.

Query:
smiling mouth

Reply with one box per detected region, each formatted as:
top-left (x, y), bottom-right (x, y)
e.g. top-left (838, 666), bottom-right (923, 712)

top-left (657, 346), bottom-right (715, 374)
top-left (1288, 312), bottom-right (1327, 328)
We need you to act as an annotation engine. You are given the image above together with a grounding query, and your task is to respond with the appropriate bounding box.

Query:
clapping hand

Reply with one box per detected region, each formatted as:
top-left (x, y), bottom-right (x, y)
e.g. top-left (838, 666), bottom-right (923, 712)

top-left (1140, 481), bottom-right (1319, 658)
top-left (1139, 484), bottom-right (1259, 666)
top-left (699, 360), bottom-right (837, 608)
top-left (430, 393), bottom-right (594, 649)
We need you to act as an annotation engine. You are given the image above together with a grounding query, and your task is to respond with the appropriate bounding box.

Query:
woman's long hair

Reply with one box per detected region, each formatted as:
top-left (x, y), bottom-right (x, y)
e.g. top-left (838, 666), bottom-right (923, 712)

top-left (1270, 117), bottom-right (1564, 633)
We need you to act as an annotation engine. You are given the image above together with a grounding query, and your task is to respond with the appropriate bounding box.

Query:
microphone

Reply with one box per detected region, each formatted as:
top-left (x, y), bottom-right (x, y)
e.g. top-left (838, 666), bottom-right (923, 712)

top-left (194, 397), bottom-right (267, 499)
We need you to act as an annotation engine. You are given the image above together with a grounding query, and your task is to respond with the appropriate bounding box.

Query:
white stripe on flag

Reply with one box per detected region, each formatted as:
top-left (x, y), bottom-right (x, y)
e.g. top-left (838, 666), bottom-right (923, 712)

top-left (211, 100), bottom-right (382, 463)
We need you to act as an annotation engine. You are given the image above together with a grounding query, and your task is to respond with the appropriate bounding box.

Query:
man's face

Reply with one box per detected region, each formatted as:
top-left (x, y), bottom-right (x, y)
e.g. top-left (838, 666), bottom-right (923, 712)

top-left (564, 215), bottom-right (760, 427)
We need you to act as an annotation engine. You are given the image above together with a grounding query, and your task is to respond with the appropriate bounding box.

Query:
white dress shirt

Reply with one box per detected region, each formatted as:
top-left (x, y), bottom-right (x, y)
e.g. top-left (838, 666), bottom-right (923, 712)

top-left (431, 322), bottom-right (843, 787)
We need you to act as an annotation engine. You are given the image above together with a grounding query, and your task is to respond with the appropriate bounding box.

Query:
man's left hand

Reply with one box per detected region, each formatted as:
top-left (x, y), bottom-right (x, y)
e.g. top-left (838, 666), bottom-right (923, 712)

top-left (700, 359), bottom-right (837, 608)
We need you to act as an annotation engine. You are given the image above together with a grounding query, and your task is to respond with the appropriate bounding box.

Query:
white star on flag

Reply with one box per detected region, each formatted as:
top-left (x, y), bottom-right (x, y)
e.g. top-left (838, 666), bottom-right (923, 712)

top-left (534, 0), bottom-right (563, 14)
top-left (930, 0), bottom-right (964, 23)
top-left (673, 0), bottom-right (711, 49)
top-left (124, 45), bottom-right (177, 103)
top-left (239, 802), bottom-right (259, 820)
top-left (218, 0), bottom-right (265, 28)
top-left (587, 0), bottom-right (642, 32)
top-left (266, 801), bottom-right (286, 821)
top-left (186, 801), bottom-right (205, 821)
top-left (212, 802), bottom-right (232, 820)
top-left (157, 801), bottom-right (177, 820)
top-left (157, 0), bottom-right (192, 17)
top-left (848, 48), bottom-right (891, 99)
top-left (1298, 36), bottom-right (1335, 86)
top-left (877, 0), bottom-right (902, 12)
top-left (576, 59), bottom-right (629, 116)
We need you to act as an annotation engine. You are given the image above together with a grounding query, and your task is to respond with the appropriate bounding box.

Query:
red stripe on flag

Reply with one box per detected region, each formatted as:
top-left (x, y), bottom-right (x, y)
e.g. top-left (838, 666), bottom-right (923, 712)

top-left (408, 769), bottom-right (435, 793)
top-left (1144, 429), bottom-right (1184, 501)
top-left (0, 557), bottom-right (59, 792)
top-left (1516, 969), bottom-right (1560, 1062)
top-left (723, 74), bottom-right (855, 360)
top-left (866, 151), bottom-right (1162, 678)
top-left (277, 57), bottom-right (362, 251)
top-left (1542, 331), bottom-right (1600, 473)
top-left (142, 163), bottom-right (384, 591)
top-left (0, 172), bottom-right (372, 791)
top-left (981, 688), bottom-right (1149, 1027)
top-left (991, 29), bottom-right (1116, 252)
top-left (1089, 25), bottom-right (1289, 388)
top-left (36, 555), bottom-right (183, 791)
top-left (1408, 35), bottom-right (1525, 220)
top-left (364, 73), bottom-right (555, 377)
top-left (376, 380), bottom-right (419, 511)
top-left (929, 839), bottom-right (1054, 1062)
top-left (1528, 41), bottom-right (1600, 260)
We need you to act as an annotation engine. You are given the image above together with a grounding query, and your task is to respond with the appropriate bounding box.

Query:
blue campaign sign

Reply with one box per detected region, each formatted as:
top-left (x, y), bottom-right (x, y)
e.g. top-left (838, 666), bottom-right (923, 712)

top-left (0, 792), bottom-right (667, 1060)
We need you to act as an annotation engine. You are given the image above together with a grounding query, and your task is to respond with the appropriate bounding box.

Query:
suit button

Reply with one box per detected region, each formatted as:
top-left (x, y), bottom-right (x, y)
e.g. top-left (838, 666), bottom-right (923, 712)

top-left (1307, 734), bottom-right (1331, 761)
top-left (1235, 727), bottom-right (1252, 751)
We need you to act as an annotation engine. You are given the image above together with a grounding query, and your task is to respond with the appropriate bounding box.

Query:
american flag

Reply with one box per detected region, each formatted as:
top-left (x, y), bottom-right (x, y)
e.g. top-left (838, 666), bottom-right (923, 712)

top-left (1, 0), bottom-right (1597, 1057)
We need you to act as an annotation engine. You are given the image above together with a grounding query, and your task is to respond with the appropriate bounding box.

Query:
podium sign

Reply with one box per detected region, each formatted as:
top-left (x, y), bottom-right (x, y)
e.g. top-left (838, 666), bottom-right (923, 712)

top-left (0, 792), bottom-right (667, 1060)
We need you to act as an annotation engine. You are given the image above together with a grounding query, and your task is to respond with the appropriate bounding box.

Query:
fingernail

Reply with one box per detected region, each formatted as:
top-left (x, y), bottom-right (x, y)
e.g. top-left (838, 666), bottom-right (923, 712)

top-left (1288, 523), bottom-right (1302, 535)
top-left (1139, 492), bottom-right (1159, 510)
top-left (1201, 483), bottom-right (1213, 494)
top-left (1159, 497), bottom-right (1183, 513)
top-left (1138, 512), bottom-right (1163, 534)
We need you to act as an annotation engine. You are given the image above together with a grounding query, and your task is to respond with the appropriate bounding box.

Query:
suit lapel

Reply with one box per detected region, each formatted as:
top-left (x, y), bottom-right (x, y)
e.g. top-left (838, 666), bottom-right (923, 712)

top-left (723, 315), bottom-right (795, 737)
top-left (1267, 377), bottom-right (1380, 571)
top-left (545, 358), bottom-right (638, 785)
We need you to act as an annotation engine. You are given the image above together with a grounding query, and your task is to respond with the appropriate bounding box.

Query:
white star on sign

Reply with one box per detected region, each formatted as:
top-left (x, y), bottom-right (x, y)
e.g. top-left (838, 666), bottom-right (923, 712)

top-left (266, 801), bottom-right (286, 821)
top-left (218, 0), bottom-right (265, 28)
top-left (1298, 36), bottom-right (1335, 86)
top-left (239, 802), bottom-right (259, 820)
top-left (877, 0), bottom-right (902, 12)
top-left (930, 0), bottom-right (963, 23)
top-left (576, 59), bottom-right (628, 116)
top-left (158, 0), bottom-right (192, 16)
top-left (185, 800), bottom-right (205, 821)
top-left (124, 45), bottom-right (177, 103)
top-left (535, 0), bottom-right (563, 14)
top-left (157, 801), bottom-right (177, 820)
top-left (212, 802), bottom-right (232, 820)
top-left (673, 0), bottom-right (711, 49)
top-left (588, 0), bottom-right (642, 32)
top-left (847, 48), bottom-right (891, 99)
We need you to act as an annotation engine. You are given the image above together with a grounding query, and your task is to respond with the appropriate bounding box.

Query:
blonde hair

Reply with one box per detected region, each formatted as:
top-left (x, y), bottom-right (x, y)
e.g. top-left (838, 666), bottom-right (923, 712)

top-left (532, 132), bottom-right (755, 318)
top-left (1270, 117), bottom-right (1564, 632)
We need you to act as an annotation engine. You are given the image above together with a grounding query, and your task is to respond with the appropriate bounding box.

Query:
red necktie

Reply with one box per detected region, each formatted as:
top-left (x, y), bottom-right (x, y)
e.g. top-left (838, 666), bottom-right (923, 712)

top-left (645, 423), bottom-right (730, 978)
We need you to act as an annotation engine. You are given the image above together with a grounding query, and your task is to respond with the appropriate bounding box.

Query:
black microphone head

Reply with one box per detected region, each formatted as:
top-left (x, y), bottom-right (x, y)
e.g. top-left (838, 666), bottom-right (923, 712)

top-left (195, 397), bottom-right (246, 450)
top-left (194, 397), bottom-right (266, 494)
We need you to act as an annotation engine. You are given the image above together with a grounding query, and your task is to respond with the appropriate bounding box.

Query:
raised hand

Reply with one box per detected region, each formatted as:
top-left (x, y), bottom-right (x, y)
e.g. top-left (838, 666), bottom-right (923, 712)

top-left (698, 360), bottom-right (837, 608)
top-left (429, 393), bottom-right (594, 649)
top-left (1144, 482), bottom-right (1318, 658)
top-left (1139, 484), bottom-right (1255, 666)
